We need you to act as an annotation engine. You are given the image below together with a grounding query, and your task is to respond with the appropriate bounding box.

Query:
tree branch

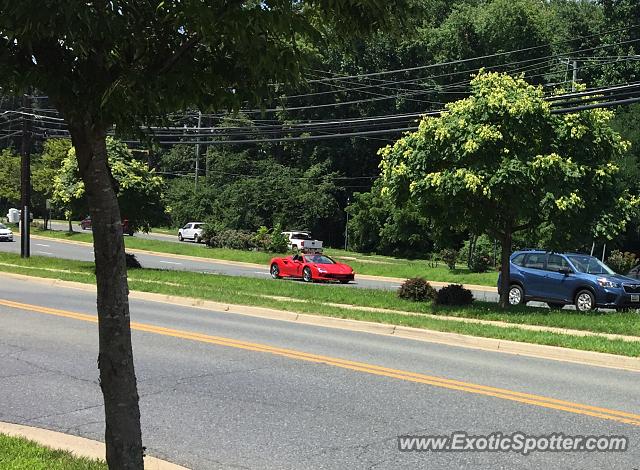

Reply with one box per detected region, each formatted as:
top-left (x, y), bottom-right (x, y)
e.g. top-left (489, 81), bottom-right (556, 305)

top-left (156, 33), bottom-right (200, 76)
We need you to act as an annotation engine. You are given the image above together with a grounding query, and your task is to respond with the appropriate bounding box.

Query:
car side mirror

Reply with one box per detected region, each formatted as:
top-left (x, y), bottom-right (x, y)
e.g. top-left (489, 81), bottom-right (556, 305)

top-left (558, 268), bottom-right (572, 276)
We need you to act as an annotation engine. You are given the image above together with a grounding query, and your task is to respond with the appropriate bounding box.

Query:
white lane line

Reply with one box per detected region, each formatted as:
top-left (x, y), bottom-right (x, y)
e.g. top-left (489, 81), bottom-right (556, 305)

top-left (159, 260), bottom-right (183, 265)
top-left (253, 271), bottom-right (270, 275)
top-left (35, 243), bottom-right (50, 247)
top-left (36, 251), bottom-right (53, 255)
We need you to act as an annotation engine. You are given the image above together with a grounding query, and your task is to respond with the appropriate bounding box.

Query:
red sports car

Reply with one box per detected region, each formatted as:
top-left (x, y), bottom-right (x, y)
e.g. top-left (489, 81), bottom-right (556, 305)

top-left (269, 253), bottom-right (355, 284)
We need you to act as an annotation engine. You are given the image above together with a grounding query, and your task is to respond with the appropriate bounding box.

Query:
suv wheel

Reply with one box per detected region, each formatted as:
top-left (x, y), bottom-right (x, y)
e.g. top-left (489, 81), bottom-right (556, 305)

top-left (508, 284), bottom-right (524, 305)
top-left (194, 234), bottom-right (200, 244)
top-left (178, 233), bottom-right (183, 241)
top-left (575, 289), bottom-right (595, 312)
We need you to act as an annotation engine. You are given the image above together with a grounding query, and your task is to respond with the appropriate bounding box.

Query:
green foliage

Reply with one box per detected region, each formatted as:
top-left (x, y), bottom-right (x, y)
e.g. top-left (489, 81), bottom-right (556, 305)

top-left (439, 248), bottom-right (458, 270)
top-left (606, 250), bottom-right (637, 275)
top-left (346, 180), bottom-right (433, 257)
top-left (397, 277), bottom-right (437, 302)
top-left (210, 229), bottom-right (255, 250)
top-left (268, 224), bottom-right (290, 253)
top-left (435, 284), bottom-right (474, 306)
top-left (0, 148), bottom-right (20, 203)
top-left (381, 70), bottom-right (637, 251)
top-left (52, 137), bottom-right (166, 230)
top-left (459, 235), bottom-right (499, 272)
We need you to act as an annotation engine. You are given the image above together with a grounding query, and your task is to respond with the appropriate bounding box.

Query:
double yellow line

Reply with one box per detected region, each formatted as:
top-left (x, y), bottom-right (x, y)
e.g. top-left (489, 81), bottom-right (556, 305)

top-left (1, 297), bottom-right (639, 427)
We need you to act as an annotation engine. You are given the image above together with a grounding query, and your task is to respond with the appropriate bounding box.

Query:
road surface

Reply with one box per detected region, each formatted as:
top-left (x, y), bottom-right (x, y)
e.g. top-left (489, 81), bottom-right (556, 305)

top-left (0, 234), bottom-right (500, 301)
top-left (0, 277), bottom-right (637, 469)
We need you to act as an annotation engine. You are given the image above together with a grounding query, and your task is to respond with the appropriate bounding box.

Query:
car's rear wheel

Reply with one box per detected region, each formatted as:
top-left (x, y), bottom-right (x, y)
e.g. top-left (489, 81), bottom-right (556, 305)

top-left (508, 284), bottom-right (524, 305)
top-left (575, 289), bottom-right (595, 312)
top-left (270, 264), bottom-right (280, 279)
top-left (178, 233), bottom-right (183, 241)
top-left (302, 267), bottom-right (313, 283)
top-left (547, 302), bottom-right (564, 310)
top-left (194, 234), bottom-right (200, 244)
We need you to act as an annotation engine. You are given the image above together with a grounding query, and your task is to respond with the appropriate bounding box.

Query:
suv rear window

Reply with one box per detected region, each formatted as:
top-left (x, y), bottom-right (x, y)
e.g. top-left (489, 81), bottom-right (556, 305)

top-left (292, 232), bottom-right (312, 240)
top-left (523, 253), bottom-right (546, 270)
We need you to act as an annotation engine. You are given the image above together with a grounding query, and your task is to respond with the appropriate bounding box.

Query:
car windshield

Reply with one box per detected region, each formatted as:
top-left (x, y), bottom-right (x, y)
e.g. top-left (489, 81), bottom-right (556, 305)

top-left (567, 255), bottom-right (615, 275)
top-left (304, 255), bottom-right (335, 264)
top-left (292, 233), bottom-right (313, 240)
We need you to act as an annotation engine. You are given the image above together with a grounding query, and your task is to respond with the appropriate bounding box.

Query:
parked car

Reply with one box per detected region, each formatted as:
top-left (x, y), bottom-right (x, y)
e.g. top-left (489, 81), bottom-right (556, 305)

top-left (498, 249), bottom-right (640, 311)
top-left (178, 222), bottom-right (204, 243)
top-left (0, 223), bottom-right (14, 241)
top-left (79, 216), bottom-right (134, 235)
top-left (281, 231), bottom-right (323, 251)
top-left (269, 253), bottom-right (354, 283)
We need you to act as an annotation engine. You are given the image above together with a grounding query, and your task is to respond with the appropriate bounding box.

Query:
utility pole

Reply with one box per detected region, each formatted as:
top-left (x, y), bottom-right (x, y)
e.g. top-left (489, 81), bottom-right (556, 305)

top-left (571, 60), bottom-right (578, 92)
top-left (20, 94), bottom-right (32, 258)
top-left (344, 196), bottom-right (350, 251)
top-left (194, 111), bottom-right (202, 191)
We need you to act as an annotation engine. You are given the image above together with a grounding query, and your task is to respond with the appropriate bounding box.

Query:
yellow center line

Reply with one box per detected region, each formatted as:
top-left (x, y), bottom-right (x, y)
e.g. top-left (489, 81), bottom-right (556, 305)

top-left (1, 297), bottom-right (639, 427)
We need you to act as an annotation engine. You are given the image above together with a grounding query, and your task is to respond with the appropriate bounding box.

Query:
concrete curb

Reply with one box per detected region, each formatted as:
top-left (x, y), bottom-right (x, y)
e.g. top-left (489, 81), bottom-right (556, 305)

top-left (26, 234), bottom-right (499, 293)
top-left (0, 421), bottom-right (189, 469)
top-left (2, 272), bottom-right (639, 372)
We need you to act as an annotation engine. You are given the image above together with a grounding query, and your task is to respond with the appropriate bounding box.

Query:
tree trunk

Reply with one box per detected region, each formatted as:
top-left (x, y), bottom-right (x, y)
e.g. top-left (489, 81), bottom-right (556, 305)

top-left (499, 230), bottom-right (513, 309)
top-left (68, 216), bottom-right (73, 233)
top-left (69, 125), bottom-right (144, 470)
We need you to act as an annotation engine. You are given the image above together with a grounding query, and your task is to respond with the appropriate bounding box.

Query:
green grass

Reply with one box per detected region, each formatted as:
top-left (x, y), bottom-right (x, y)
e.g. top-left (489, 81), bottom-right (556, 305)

top-left (0, 433), bottom-right (106, 470)
top-left (30, 228), bottom-right (499, 286)
top-left (1, 252), bottom-right (639, 357)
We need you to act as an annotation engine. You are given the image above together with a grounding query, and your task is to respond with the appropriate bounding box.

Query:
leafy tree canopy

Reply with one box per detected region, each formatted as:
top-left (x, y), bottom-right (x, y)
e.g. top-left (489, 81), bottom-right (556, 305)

top-left (380, 70), bottom-right (637, 305)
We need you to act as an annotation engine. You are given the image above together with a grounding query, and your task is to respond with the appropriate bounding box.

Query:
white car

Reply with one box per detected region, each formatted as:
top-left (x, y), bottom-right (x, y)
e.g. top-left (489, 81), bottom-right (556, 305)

top-left (0, 223), bottom-right (14, 241)
top-left (178, 222), bottom-right (204, 243)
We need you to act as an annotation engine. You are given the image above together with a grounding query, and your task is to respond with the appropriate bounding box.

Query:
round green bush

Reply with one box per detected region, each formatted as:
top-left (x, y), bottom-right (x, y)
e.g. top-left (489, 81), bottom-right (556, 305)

top-left (398, 277), bottom-right (437, 302)
top-left (435, 284), bottom-right (474, 306)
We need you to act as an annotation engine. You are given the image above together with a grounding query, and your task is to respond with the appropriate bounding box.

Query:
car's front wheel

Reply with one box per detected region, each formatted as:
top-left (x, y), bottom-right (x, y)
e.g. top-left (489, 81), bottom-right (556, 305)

top-left (178, 233), bottom-right (183, 241)
top-left (302, 267), bottom-right (313, 283)
top-left (508, 284), bottom-right (524, 305)
top-left (575, 289), bottom-right (595, 312)
top-left (270, 264), bottom-right (280, 279)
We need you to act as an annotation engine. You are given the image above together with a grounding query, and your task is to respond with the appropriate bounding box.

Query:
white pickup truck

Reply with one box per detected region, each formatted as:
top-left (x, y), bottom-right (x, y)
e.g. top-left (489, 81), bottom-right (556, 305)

top-left (282, 231), bottom-right (323, 252)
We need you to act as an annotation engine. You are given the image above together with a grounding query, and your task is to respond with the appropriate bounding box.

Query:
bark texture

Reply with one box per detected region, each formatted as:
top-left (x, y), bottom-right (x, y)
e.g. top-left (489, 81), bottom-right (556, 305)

top-left (70, 123), bottom-right (144, 470)
top-left (499, 231), bottom-right (513, 309)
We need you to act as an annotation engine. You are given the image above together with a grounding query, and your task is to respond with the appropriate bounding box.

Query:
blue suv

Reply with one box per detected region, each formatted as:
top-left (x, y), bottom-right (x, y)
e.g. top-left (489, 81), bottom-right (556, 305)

top-left (498, 250), bottom-right (640, 311)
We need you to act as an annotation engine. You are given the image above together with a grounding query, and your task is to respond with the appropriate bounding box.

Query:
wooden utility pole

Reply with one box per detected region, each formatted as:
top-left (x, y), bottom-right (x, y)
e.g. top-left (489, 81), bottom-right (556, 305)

top-left (20, 94), bottom-right (32, 258)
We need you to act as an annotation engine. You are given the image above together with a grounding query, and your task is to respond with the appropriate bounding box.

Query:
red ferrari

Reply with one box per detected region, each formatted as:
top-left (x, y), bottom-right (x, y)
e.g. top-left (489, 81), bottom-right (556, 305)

top-left (269, 253), bottom-right (355, 284)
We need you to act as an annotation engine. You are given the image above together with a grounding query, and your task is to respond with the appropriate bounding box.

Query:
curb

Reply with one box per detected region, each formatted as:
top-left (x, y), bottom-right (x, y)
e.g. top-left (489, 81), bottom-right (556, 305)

top-left (0, 421), bottom-right (189, 469)
top-left (3, 271), bottom-right (639, 372)
top-left (25, 234), bottom-right (498, 293)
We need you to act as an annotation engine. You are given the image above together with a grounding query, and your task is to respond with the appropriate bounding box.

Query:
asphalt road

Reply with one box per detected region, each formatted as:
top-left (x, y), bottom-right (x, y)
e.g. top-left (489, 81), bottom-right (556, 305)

top-left (0, 230), bottom-right (500, 302)
top-left (0, 277), bottom-right (638, 469)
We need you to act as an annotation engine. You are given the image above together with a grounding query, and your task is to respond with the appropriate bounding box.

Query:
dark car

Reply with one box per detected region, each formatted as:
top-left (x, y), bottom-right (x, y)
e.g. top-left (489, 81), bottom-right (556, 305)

top-left (79, 216), bottom-right (134, 235)
top-left (498, 250), bottom-right (640, 311)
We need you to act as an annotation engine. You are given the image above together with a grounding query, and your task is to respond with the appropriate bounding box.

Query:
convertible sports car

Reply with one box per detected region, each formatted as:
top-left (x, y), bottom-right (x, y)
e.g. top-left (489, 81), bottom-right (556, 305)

top-left (269, 253), bottom-right (355, 284)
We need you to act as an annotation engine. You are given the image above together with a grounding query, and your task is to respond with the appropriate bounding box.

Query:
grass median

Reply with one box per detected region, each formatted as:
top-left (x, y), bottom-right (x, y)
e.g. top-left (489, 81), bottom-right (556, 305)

top-left (28, 227), bottom-right (498, 286)
top-left (0, 433), bottom-right (106, 470)
top-left (0, 252), bottom-right (639, 357)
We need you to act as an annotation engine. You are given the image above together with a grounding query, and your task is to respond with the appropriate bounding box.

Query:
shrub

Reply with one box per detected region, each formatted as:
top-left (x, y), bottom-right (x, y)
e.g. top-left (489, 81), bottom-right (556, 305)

top-left (213, 229), bottom-right (255, 250)
top-left (439, 248), bottom-right (458, 270)
top-left (251, 226), bottom-right (271, 251)
top-left (606, 250), bottom-right (638, 274)
top-left (397, 277), bottom-right (437, 302)
top-left (125, 253), bottom-right (142, 269)
top-left (268, 224), bottom-right (289, 253)
top-left (435, 284), bottom-right (474, 306)
top-left (468, 253), bottom-right (492, 273)
top-left (202, 220), bottom-right (226, 246)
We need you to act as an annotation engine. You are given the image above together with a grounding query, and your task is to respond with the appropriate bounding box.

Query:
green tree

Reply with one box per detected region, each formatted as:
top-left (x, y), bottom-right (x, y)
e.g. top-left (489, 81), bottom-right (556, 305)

top-left (0, 148), bottom-right (20, 204)
top-left (52, 138), bottom-right (165, 232)
top-left (381, 71), bottom-right (637, 307)
top-left (0, 3), bottom-right (408, 467)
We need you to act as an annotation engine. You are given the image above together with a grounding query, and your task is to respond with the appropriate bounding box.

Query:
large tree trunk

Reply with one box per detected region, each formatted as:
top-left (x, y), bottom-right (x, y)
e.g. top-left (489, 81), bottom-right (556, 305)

top-left (499, 230), bottom-right (513, 309)
top-left (69, 124), bottom-right (144, 470)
